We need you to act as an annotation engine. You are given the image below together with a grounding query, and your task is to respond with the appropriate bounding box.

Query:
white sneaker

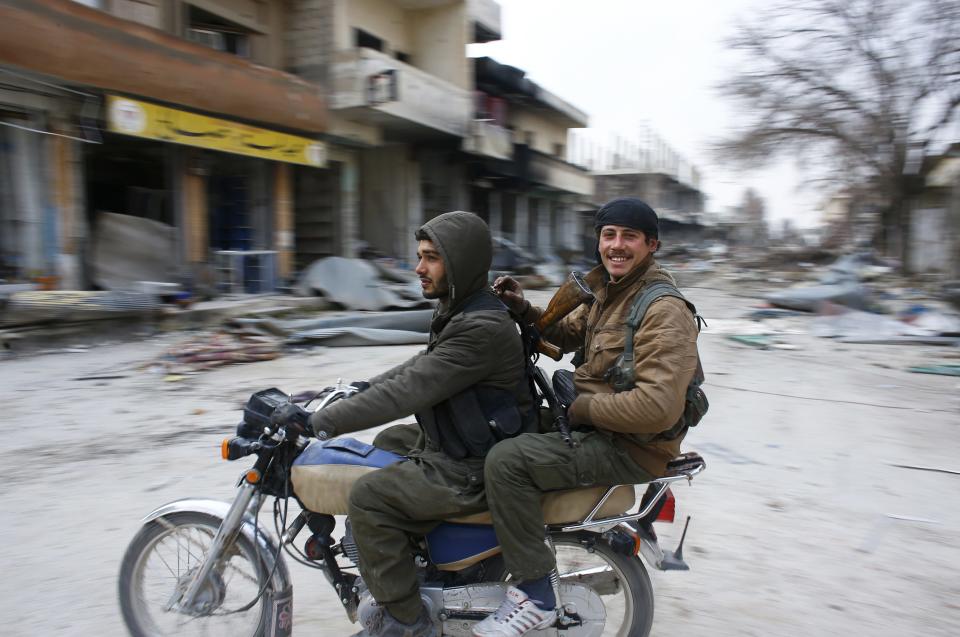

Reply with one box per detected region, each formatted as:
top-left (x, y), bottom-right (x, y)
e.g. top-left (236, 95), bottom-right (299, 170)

top-left (472, 586), bottom-right (556, 636)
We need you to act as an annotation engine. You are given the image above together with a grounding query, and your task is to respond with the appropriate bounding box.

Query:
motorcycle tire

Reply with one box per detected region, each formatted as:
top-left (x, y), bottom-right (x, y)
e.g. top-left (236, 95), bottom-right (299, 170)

top-left (118, 511), bottom-right (269, 637)
top-left (551, 535), bottom-right (655, 637)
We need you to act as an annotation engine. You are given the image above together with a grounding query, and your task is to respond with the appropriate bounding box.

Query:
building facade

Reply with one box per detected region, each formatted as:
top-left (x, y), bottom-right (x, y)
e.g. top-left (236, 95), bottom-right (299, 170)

top-left (464, 56), bottom-right (594, 261)
top-left (0, 0), bottom-right (329, 292)
top-left (1, 0), bottom-right (596, 292)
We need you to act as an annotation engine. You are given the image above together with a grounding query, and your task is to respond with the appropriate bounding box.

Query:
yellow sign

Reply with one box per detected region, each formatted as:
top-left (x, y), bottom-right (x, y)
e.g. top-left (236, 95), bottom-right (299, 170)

top-left (106, 95), bottom-right (326, 168)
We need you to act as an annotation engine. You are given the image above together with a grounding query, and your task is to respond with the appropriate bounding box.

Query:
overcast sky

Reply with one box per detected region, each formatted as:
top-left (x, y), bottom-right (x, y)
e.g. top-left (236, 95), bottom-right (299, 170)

top-left (469, 0), bottom-right (822, 229)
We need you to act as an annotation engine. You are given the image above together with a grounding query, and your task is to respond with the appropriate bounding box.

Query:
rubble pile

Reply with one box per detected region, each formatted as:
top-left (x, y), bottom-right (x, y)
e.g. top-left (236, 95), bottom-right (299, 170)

top-left (705, 249), bottom-right (960, 374)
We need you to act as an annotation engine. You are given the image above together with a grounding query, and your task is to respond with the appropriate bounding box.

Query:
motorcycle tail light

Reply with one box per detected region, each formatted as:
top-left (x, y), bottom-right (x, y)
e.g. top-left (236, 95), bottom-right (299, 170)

top-left (656, 488), bottom-right (676, 523)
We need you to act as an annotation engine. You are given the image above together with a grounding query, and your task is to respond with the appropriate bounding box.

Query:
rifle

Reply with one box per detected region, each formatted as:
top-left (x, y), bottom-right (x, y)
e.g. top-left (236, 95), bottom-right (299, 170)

top-left (535, 270), bottom-right (595, 361)
top-left (530, 271), bottom-right (594, 449)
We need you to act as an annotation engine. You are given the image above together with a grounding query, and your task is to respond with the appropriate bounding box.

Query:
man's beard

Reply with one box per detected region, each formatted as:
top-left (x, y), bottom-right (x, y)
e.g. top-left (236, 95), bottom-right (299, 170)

top-left (421, 281), bottom-right (449, 300)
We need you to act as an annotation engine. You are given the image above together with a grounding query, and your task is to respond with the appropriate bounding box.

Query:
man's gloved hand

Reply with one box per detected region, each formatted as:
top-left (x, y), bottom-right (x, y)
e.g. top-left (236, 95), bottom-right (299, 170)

top-left (492, 275), bottom-right (528, 316)
top-left (270, 402), bottom-right (314, 437)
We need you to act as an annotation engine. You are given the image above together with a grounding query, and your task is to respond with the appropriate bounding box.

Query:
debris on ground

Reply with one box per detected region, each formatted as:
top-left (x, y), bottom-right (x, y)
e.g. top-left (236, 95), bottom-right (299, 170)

top-left (0, 290), bottom-right (161, 328)
top-left (153, 331), bottom-right (282, 374)
top-left (295, 257), bottom-right (431, 311)
top-left (888, 462), bottom-right (960, 476)
top-left (907, 364), bottom-right (960, 377)
top-left (229, 309), bottom-right (433, 346)
top-left (766, 280), bottom-right (871, 312)
top-left (91, 212), bottom-right (178, 291)
top-left (727, 334), bottom-right (776, 349)
top-left (810, 303), bottom-right (934, 340)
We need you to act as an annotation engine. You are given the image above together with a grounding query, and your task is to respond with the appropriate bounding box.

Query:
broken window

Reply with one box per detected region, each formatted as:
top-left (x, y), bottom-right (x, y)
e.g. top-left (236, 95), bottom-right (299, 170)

top-left (186, 5), bottom-right (252, 58)
top-left (355, 28), bottom-right (384, 52)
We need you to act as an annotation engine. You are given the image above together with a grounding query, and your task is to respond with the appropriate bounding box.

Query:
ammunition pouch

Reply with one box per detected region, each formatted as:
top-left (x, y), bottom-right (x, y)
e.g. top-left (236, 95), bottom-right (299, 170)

top-left (418, 385), bottom-right (530, 459)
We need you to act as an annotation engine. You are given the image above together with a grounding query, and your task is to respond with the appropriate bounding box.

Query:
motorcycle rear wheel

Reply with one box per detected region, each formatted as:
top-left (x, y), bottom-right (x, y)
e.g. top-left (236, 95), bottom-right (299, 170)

top-left (118, 511), bottom-right (268, 637)
top-left (552, 535), bottom-right (654, 637)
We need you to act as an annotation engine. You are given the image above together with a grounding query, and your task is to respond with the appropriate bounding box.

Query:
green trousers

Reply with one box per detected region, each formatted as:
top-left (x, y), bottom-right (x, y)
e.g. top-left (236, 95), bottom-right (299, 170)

top-left (349, 424), bottom-right (487, 623)
top-left (484, 429), bottom-right (653, 581)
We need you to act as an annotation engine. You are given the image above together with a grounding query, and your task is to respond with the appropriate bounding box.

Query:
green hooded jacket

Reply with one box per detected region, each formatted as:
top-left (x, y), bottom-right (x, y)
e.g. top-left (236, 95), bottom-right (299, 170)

top-left (310, 211), bottom-right (531, 445)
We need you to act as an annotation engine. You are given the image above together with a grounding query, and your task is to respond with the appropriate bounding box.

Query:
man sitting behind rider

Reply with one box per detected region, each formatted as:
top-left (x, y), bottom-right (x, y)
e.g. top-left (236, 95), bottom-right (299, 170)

top-left (476, 197), bottom-right (701, 637)
top-left (305, 211), bottom-right (532, 637)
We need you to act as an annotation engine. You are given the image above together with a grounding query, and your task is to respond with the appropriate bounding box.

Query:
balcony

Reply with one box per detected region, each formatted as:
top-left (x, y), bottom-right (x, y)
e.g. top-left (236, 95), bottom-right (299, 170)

top-left (528, 150), bottom-right (594, 196)
top-left (462, 119), bottom-right (512, 160)
top-left (331, 48), bottom-right (472, 139)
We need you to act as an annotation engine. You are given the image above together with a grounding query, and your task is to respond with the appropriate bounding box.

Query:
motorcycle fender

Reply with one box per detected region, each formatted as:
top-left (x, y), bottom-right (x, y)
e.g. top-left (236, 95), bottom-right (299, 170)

top-left (142, 498), bottom-right (294, 634)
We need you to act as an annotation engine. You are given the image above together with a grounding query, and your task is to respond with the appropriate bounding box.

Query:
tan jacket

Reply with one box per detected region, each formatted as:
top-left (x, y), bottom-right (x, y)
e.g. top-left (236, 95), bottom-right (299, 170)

top-left (525, 256), bottom-right (700, 476)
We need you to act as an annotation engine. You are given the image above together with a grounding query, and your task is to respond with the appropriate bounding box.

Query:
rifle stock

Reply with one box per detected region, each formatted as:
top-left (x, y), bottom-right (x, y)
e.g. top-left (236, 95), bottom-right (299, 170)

top-left (534, 271), bottom-right (594, 360)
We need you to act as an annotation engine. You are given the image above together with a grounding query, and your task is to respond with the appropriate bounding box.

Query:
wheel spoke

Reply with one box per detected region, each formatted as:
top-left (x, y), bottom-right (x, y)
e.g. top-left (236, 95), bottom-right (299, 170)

top-left (120, 515), bottom-right (267, 637)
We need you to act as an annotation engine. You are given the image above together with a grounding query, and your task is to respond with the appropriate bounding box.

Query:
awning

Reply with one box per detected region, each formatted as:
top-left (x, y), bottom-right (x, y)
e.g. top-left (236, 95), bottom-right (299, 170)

top-left (0, 0), bottom-right (327, 134)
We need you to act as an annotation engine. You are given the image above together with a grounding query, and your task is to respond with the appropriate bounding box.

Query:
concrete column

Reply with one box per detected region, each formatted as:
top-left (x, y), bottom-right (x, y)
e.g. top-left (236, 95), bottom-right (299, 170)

top-left (338, 152), bottom-right (359, 258)
top-left (515, 193), bottom-right (529, 249)
top-left (273, 163), bottom-right (293, 280)
top-left (183, 160), bottom-right (208, 264)
top-left (9, 127), bottom-right (45, 276)
top-left (50, 130), bottom-right (85, 289)
top-left (405, 155), bottom-right (422, 268)
top-left (488, 190), bottom-right (502, 237)
top-left (537, 199), bottom-right (552, 254)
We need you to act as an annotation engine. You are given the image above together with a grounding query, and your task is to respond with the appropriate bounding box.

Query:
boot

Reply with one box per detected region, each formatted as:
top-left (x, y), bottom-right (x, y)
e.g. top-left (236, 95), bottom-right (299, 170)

top-left (351, 599), bottom-right (437, 637)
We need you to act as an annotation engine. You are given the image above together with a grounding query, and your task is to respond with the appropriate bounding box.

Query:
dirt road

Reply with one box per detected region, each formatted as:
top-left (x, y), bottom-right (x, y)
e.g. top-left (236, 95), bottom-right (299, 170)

top-left (1, 284), bottom-right (957, 636)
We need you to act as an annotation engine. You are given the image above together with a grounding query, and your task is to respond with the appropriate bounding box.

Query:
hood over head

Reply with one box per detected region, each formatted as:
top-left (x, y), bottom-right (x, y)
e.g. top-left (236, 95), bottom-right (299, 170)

top-left (417, 211), bottom-right (492, 320)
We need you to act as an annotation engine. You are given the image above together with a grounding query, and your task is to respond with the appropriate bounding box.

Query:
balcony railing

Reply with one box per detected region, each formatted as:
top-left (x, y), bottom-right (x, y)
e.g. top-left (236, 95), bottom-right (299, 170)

top-left (331, 48), bottom-right (472, 138)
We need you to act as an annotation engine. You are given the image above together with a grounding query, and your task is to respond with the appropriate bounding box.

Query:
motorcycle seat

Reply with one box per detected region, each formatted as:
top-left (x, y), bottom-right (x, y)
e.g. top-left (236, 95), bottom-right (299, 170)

top-left (447, 484), bottom-right (636, 525)
top-left (292, 462), bottom-right (636, 524)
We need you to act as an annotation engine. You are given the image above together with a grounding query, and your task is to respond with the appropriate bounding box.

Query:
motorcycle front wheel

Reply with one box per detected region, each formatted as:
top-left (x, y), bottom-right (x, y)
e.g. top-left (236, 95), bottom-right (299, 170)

top-left (552, 535), bottom-right (655, 637)
top-left (118, 511), bottom-right (268, 637)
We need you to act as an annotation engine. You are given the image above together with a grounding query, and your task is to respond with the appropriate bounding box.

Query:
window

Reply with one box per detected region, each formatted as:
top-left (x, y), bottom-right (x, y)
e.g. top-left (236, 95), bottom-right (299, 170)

top-left (354, 28), bottom-right (384, 52)
top-left (186, 6), bottom-right (251, 58)
top-left (395, 51), bottom-right (411, 64)
top-left (72, 0), bottom-right (104, 8)
top-left (553, 143), bottom-right (565, 159)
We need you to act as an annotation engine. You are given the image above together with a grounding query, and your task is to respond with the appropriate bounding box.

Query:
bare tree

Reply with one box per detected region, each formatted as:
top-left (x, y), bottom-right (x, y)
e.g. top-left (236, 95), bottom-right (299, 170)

top-left (717, 0), bottom-right (960, 269)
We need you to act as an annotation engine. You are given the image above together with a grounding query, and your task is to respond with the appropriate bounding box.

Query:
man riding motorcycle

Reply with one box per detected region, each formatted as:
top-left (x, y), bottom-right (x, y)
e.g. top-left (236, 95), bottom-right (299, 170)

top-left (286, 211), bottom-right (532, 637)
top-left (479, 197), bottom-right (703, 636)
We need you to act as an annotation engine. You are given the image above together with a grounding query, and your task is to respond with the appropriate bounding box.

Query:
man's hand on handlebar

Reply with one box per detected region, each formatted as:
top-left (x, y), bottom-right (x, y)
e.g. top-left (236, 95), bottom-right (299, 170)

top-left (270, 402), bottom-right (319, 439)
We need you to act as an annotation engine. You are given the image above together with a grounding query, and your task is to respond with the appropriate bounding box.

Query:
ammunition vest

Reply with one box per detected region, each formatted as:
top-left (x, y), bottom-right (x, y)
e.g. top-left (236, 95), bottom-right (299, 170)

top-left (416, 292), bottom-right (537, 459)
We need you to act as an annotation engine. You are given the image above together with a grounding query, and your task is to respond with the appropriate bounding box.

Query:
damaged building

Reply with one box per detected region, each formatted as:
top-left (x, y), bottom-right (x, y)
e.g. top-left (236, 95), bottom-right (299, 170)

top-left (0, 0), bottom-right (598, 295)
top-left (0, 0), bottom-right (330, 294)
top-left (569, 128), bottom-right (707, 255)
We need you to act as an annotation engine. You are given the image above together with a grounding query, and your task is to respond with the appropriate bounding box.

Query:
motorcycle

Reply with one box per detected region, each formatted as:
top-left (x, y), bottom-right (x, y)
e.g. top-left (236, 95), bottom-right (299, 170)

top-left (118, 377), bottom-right (705, 637)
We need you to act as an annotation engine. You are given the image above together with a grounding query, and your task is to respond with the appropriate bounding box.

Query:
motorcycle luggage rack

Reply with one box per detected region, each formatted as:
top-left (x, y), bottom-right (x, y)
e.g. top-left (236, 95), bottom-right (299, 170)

top-left (553, 452), bottom-right (705, 533)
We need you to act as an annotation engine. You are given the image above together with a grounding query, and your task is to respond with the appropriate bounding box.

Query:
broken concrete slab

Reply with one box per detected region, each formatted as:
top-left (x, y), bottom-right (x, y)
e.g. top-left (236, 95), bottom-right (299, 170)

top-left (231, 309), bottom-right (434, 346)
top-left (288, 327), bottom-right (428, 347)
top-left (907, 364), bottom-right (960, 376)
top-left (766, 280), bottom-right (871, 312)
top-left (91, 212), bottom-right (178, 291)
top-left (294, 257), bottom-right (432, 311)
top-left (0, 290), bottom-right (161, 328)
